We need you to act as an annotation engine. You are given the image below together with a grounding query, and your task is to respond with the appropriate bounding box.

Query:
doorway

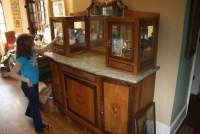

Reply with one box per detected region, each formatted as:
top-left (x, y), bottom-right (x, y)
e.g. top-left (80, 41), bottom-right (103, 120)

top-left (190, 32), bottom-right (200, 95)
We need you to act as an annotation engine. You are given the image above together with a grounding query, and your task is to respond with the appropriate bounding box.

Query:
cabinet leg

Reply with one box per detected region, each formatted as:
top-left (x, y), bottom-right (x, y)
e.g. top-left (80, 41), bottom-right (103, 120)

top-left (65, 115), bottom-right (72, 124)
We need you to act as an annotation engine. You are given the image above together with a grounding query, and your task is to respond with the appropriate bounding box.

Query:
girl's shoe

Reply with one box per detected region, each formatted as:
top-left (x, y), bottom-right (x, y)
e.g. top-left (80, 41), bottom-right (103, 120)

top-left (44, 124), bottom-right (52, 131)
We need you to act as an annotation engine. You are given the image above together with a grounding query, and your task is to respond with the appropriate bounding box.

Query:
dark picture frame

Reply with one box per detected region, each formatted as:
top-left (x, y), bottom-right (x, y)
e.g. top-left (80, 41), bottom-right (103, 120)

top-left (135, 102), bottom-right (156, 134)
top-left (186, 0), bottom-right (200, 60)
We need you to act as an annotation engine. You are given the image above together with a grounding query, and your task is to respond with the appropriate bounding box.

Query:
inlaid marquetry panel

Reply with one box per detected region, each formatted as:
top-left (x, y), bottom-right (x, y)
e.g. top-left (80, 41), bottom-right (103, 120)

top-left (100, 77), bottom-right (134, 134)
top-left (64, 75), bottom-right (98, 127)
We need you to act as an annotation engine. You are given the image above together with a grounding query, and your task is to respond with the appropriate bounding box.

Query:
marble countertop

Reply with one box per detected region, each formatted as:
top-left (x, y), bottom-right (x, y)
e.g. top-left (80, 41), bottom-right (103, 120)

top-left (44, 52), bottom-right (160, 83)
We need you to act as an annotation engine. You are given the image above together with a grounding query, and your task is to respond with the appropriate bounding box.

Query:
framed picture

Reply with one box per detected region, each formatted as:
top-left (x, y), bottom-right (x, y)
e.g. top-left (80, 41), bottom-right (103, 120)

top-left (135, 102), bottom-right (156, 134)
top-left (14, 19), bottom-right (21, 27)
top-left (11, 3), bottom-right (20, 14)
top-left (51, 0), bottom-right (66, 17)
top-left (186, 0), bottom-right (200, 60)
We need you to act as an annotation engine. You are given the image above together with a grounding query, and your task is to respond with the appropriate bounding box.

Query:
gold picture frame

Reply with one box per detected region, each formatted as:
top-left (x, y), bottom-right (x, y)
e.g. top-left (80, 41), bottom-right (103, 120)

top-left (135, 102), bottom-right (156, 134)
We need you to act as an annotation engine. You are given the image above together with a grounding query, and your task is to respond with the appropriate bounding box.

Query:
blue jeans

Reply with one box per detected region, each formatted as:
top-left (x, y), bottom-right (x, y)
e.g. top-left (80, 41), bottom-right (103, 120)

top-left (21, 82), bottom-right (46, 132)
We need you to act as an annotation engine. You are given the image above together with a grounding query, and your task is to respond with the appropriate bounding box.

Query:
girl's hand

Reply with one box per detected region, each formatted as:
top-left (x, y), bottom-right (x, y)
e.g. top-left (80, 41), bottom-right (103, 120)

top-left (35, 36), bottom-right (62, 54)
top-left (53, 36), bottom-right (62, 42)
top-left (26, 78), bottom-right (33, 87)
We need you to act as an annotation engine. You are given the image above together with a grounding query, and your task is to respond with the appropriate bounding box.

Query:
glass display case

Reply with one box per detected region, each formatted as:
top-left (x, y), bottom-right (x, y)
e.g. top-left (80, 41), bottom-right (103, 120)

top-left (50, 16), bottom-right (87, 56)
top-left (88, 15), bottom-right (105, 54)
top-left (105, 17), bottom-right (159, 76)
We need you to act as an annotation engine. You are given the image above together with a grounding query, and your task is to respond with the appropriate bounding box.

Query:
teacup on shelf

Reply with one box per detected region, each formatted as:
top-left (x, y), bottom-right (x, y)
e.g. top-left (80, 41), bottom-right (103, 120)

top-left (69, 36), bottom-right (76, 45)
top-left (90, 33), bottom-right (97, 41)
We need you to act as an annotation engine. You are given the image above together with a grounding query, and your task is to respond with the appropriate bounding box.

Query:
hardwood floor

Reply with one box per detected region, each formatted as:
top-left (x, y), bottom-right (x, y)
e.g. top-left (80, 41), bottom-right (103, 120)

top-left (1, 73), bottom-right (200, 134)
top-left (0, 75), bottom-right (94, 134)
top-left (175, 94), bottom-right (200, 134)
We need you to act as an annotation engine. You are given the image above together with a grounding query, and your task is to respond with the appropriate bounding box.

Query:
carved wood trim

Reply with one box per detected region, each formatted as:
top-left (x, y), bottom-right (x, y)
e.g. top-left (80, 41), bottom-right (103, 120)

top-left (86, 0), bottom-right (128, 11)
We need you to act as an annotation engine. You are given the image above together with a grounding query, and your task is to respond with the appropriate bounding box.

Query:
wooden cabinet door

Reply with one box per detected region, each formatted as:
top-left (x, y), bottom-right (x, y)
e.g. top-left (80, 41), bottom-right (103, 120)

top-left (64, 74), bottom-right (98, 127)
top-left (49, 60), bottom-right (64, 109)
top-left (100, 77), bottom-right (134, 134)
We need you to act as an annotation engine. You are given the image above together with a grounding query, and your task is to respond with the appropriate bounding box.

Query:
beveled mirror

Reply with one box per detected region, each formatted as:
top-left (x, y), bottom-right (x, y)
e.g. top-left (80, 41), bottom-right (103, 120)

top-left (86, 0), bottom-right (128, 17)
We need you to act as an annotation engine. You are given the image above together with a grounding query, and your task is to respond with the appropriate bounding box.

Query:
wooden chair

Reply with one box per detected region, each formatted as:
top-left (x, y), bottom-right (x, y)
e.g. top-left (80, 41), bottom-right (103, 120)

top-left (5, 31), bottom-right (16, 51)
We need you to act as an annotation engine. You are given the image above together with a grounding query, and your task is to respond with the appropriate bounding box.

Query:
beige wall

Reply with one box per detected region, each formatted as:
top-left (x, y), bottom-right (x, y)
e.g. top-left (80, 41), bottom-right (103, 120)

top-left (71, 0), bottom-right (90, 13)
top-left (65, 0), bottom-right (73, 16)
top-left (18, 0), bottom-right (29, 34)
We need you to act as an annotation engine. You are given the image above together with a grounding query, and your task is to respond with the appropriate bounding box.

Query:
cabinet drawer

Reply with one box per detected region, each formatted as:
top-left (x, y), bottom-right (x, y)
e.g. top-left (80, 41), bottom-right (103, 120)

top-left (54, 47), bottom-right (66, 55)
top-left (108, 60), bottom-right (133, 72)
top-left (62, 65), bottom-right (96, 83)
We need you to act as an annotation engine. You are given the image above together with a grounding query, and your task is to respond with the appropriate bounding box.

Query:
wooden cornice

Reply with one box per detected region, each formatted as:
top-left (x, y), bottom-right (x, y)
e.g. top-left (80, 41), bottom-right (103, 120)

top-left (86, 0), bottom-right (128, 10)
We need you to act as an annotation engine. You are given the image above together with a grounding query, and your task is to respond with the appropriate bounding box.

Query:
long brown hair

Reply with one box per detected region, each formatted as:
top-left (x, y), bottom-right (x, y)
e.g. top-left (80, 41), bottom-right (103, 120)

top-left (16, 33), bottom-right (34, 59)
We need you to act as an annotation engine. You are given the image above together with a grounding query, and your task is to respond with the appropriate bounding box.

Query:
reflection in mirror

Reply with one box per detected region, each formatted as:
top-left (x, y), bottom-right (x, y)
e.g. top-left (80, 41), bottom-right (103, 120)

top-left (87, 0), bottom-right (128, 17)
top-left (89, 3), bottom-right (123, 17)
top-left (53, 22), bottom-right (64, 45)
top-left (90, 16), bottom-right (105, 52)
top-left (90, 20), bottom-right (103, 40)
top-left (140, 25), bottom-right (154, 57)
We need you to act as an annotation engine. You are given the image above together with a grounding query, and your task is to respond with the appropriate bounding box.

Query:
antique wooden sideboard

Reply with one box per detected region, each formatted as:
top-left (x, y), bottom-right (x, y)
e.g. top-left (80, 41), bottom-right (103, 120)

top-left (45, 0), bottom-right (160, 133)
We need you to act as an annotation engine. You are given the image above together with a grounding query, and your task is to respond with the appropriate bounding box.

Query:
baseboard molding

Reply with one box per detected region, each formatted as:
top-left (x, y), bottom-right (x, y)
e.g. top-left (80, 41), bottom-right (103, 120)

top-left (156, 121), bottom-right (170, 134)
top-left (156, 104), bottom-right (187, 134)
top-left (170, 104), bottom-right (187, 134)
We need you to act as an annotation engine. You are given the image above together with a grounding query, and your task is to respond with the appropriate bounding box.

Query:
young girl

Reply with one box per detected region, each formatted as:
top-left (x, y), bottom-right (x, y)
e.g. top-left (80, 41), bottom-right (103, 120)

top-left (10, 33), bottom-right (61, 132)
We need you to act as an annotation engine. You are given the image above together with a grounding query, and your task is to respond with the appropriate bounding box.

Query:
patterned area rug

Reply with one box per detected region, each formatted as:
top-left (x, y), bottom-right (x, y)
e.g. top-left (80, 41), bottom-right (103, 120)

top-left (179, 125), bottom-right (193, 134)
